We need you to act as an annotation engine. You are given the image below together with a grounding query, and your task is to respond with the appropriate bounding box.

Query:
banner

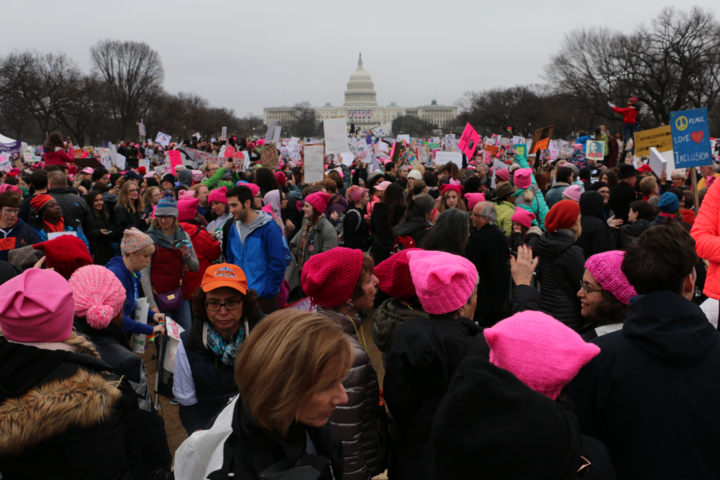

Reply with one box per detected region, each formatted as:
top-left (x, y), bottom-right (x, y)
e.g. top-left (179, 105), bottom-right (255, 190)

top-left (635, 126), bottom-right (672, 157)
top-left (177, 146), bottom-right (218, 170)
top-left (324, 117), bottom-right (348, 155)
top-left (260, 143), bottom-right (279, 169)
top-left (304, 145), bottom-right (325, 183)
top-left (458, 123), bottom-right (480, 159)
top-left (0, 140), bottom-right (21, 155)
top-left (670, 107), bottom-right (713, 168)
top-left (168, 150), bottom-right (182, 174)
top-left (155, 132), bottom-right (171, 146)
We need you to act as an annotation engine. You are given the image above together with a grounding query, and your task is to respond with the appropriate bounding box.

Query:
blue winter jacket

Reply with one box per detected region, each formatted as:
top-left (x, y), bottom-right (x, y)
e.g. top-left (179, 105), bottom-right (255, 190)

top-left (225, 214), bottom-right (286, 300)
top-left (106, 256), bottom-right (155, 335)
top-left (33, 223), bottom-right (90, 253)
top-left (0, 218), bottom-right (40, 261)
top-left (575, 135), bottom-right (591, 147)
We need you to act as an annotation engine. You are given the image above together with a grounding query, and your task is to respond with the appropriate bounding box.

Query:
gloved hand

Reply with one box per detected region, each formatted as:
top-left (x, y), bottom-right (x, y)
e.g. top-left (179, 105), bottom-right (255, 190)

top-left (608, 101), bottom-right (616, 108)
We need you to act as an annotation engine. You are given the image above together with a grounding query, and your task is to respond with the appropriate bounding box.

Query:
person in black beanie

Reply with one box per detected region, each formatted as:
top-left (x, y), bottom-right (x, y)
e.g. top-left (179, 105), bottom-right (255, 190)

top-left (424, 355), bottom-right (589, 480)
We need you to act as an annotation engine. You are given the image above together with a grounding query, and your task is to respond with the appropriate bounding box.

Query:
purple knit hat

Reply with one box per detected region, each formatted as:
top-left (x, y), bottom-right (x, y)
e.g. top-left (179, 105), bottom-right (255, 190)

top-left (585, 251), bottom-right (637, 305)
top-left (563, 185), bottom-right (583, 202)
top-left (484, 310), bottom-right (600, 400)
top-left (514, 168), bottom-right (533, 189)
top-left (407, 250), bottom-right (478, 315)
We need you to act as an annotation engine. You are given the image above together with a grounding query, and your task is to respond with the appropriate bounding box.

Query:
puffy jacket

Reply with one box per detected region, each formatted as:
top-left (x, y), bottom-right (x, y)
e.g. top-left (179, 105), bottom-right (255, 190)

top-left (513, 153), bottom-right (550, 230)
top-left (692, 181), bottom-right (720, 300)
top-left (180, 222), bottom-right (221, 300)
top-left (611, 105), bottom-right (638, 124)
top-left (48, 187), bottom-right (95, 252)
top-left (494, 200), bottom-right (514, 236)
top-left (544, 182), bottom-right (571, 209)
top-left (372, 298), bottom-right (428, 368)
top-left (42, 147), bottom-right (74, 166)
top-left (200, 166), bottom-right (240, 190)
top-left (318, 307), bottom-right (388, 480)
top-left (536, 229), bottom-right (589, 332)
top-left (225, 212), bottom-right (286, 299)
top-left (577, 191), bottom-right (609, 260)
top-left (0, 217), bottom-right (39, 261)
top-left (511, 226), bottom-right (542, 254)
top-left (608, 218), bottom-right (652, 248)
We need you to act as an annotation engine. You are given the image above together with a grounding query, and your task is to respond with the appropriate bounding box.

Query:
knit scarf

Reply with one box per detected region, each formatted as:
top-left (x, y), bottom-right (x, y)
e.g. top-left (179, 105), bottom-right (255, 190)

top-left (203, 321), bottom-right (244, 367)
top-left (44, 217), bottom-right (65, 233)
top-left (297, 214), bottom-right (325, 269)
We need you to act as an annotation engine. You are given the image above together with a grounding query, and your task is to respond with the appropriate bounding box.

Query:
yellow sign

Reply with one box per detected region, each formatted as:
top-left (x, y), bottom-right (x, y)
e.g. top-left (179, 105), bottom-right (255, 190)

top-left (634, 126), bottom-right (672, 157)
top-left (675, 116), bottom-right (688, 131)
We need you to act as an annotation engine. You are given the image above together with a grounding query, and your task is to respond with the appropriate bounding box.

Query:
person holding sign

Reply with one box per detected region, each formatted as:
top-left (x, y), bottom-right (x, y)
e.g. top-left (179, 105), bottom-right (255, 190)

top-left (30, 194), bottom-right (90, 252)
top-left (42, 132), bottom-right (75, 166)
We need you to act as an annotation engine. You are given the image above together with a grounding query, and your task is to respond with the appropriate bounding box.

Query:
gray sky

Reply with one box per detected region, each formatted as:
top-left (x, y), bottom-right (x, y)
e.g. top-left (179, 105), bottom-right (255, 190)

top-left (4, 0), bottom-right (720, 119)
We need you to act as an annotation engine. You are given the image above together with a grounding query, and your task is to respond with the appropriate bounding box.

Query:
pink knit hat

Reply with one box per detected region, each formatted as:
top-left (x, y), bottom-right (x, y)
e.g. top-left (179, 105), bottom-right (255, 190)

top-left (69, 265), bottom-right (126, 329)
top-left (178, 189), bottom-right (196, 201)
top-left (305, 191), bottom-right (331, 214)
top-left (562, 185), bottom-right (582, 202)
top-left (495, 169), bottom-right (510, 182)
top-left (408, 250), bottom-right (478, 315)
top-left (514, 168), bottom-right (533, 189)
top-left (585, 250), bottom-right (637, 305)
top-left (0, 269), bottom-right (75, 343)
top-left (573, 144), bottom-right (583, 151)
top-left (301, 247), bottom-right (364, 308)
top-left (484, 311), bottom-right (601, 400)
top-left (178, 198), bottom-right (200, 222)
top-left (208, 186), bottom-right (228, 205)
top-left (511, 208), bottom-right (537, 229)
top-left (465, 193), bottom-right (486, 211)
top-left (244, 183), bottom-right (261, 197)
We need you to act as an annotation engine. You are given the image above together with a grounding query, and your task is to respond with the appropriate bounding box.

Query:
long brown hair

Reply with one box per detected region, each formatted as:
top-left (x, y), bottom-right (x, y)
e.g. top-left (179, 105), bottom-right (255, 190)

top-left (43, 132), bottom-right (65, 152)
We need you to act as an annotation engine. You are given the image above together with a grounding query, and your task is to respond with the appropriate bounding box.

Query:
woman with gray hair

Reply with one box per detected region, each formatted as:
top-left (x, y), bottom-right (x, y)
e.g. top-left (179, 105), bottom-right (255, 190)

top-left (671, 170), bottom-right (690, 190)
top-left (393, 194), bottom-right (435, 247)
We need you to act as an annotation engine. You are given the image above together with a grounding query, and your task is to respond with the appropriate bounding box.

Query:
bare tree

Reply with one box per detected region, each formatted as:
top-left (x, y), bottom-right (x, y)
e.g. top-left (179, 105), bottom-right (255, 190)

top-left (91, 40), bottom-right (164, 140)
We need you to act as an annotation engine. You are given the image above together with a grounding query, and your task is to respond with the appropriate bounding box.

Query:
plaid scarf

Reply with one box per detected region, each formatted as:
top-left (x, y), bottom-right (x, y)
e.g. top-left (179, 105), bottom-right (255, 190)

top-left (297, 214), bottom-right (325, 269)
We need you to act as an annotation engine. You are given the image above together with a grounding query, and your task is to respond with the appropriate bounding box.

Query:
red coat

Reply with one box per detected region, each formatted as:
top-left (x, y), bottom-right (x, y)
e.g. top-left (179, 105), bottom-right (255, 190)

top-left (180, 223), bottom-right (221, 300)
top-left (691, 182), bottom-right (720, 299)
top-left (611, 106), bottom-right (638, 124)
top-left (43, 149), bottom-right (74, 166)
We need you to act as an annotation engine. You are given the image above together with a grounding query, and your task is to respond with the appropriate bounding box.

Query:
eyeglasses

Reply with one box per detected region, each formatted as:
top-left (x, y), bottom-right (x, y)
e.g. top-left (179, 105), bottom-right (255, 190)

top-left (205, 301), bottom-right (241, 311)
top-left (2, 209), bottom-right (19, 215)
top-left (579, 281), bottom-right (603, 295)
top-left (577, 456), bottom-right (591, 478)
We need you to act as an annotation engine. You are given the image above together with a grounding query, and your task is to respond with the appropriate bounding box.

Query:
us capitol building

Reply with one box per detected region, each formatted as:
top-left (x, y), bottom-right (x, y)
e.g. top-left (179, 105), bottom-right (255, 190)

top-left (263, 54), bottom-right (458, 130)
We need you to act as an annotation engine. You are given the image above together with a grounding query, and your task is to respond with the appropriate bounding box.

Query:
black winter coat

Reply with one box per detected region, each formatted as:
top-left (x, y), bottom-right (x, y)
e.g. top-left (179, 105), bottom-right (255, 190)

top-left (577, 191), bottom-right (609, 260)
top-left (370, 203), bottom-right (406, 264)
top-left (317, 307), bottom-right (388, 480)
top-left (568, 292), bottom-right (720, 480)
top-left (90, 212), bottom-right (116, 266)
top-left (465, 224), bottom-right (510, 326)
top-left (115, 202), bottom-right (148, 234)
top-left (393, 217), bottom-right (431, 247)
top-left (48, 187), bottom-right (95, 252)
top-left (536, 229), bottom-right (590, 332)
top-left (343, 206), bottom-right (371, 251)
top-left (384, 315), bottom-right (490, 480)
top-left (608, 218), bottom-right (653, 248)
top-left (607, 181), bottom-right (640, 224)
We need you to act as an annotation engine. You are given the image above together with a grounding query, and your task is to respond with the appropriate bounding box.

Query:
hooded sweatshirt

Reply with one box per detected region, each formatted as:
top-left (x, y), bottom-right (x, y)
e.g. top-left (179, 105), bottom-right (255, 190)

top-left (177, 169), bottom-right (194, 188)
top-left (569, 291), bottom-right (720, 479)
top-left (106, 256), bottom-right (155, 335)
top-left (576, 191), bottom-right (609, 260)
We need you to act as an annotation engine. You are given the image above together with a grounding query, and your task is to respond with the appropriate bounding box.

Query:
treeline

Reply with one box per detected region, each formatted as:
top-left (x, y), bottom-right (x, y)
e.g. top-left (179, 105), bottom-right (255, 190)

top-left (0, 39), bottom-right (264, 146)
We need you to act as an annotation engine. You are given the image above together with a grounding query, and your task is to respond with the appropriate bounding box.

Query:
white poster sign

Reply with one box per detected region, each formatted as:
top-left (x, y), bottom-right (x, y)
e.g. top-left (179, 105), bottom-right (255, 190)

top-left (221, 126), bottom-right (227, 141)
top-left (304, 145), bottom-right (325, 183)
top-left (323, 117), bottom-right (348, 155)
top-left (491, 159), bottom-right (508, 189)
top-left (155, 132), bottom-right (172, 146)
top-left (265, 120), bottom-right (277, 142)
top-left (132, 297), bottom-right (149, 354)
top-left (434, 151), bottom-right (462, 166)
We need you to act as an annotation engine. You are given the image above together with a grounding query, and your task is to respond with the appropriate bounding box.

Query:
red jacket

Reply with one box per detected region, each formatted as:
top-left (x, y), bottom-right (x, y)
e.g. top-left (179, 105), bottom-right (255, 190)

top-left (611, 106), bottom-right (638, 124)
top-left (43, 149), bottom-right (74, 166)
top-left (680, 209), bottom-right (696, 227)
top-left (691, 182), bottom-right (720, 299)
top-left (180, 223), bottom-right (221, 299)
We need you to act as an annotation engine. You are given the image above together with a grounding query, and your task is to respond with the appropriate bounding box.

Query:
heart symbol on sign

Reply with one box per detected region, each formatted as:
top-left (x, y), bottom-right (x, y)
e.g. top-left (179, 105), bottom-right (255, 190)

top-left (691, 131), bottom-right (704, 144)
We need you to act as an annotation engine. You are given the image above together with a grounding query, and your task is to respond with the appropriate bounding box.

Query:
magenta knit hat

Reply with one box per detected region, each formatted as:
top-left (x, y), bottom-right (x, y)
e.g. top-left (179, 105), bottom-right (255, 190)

top-left (178, 198), bottom-right (200, 222)
top-left (484, 311), bottom-right (600, 400)
top-left (465, 193), bottom-right (486, 211)
top-left (585, 250), bottom-right (637, 305)
top-left (563, 185), bottom-right (582, 202)
top-left (511, 208), bottom-right (537, 229)
top-left (0, 269), bottom-right (75, 343)
top-left (305, 191), bottom-right (331, 214)
top-left (514, 168), bottom-right (533, 189)
top-left (301, 247), bottom-right (364, 308)
top-left (407, 250), bottom-right (478, 315)
top-left (244, 183), bottom-right (261, 198)
top-left (208, 186), bottom-right (228, 205)
top-left (495, 169), bottom-right (510, 182)
top-left (69, 265), bottom-right (126, 329)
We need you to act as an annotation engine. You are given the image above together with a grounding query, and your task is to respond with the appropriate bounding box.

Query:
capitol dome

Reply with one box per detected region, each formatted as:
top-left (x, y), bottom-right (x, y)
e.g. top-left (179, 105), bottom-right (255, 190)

top-left (344, 54), bottom-right (377, 107)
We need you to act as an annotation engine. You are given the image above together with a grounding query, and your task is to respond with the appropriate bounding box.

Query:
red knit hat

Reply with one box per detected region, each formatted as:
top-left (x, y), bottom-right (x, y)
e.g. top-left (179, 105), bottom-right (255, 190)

top-left (274, 171), bottom-right (287, 187)
top-left (544, 200), bottom-right (580, 233)
top-left (301, 247), bottom-right (364, 308)
top-left (305, 191), bottom-right (331, 214)
top-left (440, 184), bottom-right (464, 197)
top-left (375, 248), bottom-right (420, 298)
top-left (30, 194), bottom-right (54, 212)
top-left (138, 166), bottom-right (147, 175)
top-left (33, 236), bottom-right (93, 280)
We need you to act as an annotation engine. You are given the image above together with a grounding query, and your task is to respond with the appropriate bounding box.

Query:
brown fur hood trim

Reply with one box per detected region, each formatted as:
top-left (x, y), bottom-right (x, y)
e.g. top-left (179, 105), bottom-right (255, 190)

top-left (0, 369), bottom-right (122, 456)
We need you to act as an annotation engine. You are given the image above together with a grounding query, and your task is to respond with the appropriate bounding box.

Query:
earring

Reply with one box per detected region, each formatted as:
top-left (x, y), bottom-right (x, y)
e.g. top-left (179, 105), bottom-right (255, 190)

top-left (348, 302), bottom-right (354, 311)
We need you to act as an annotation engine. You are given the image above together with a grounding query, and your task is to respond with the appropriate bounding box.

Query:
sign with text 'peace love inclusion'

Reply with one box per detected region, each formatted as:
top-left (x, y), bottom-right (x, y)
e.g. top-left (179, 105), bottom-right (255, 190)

top-left (670, 107), bottom-right (712, 168)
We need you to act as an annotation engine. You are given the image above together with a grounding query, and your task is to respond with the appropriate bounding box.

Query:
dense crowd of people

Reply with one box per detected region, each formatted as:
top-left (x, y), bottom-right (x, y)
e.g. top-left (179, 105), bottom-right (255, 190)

top-left (1, 120), bottom-right (720, 479)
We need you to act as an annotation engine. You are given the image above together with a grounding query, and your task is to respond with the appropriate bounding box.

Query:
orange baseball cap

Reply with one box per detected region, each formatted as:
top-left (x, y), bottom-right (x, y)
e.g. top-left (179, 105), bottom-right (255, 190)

top-left (201, 264), bottom-right (248, 294)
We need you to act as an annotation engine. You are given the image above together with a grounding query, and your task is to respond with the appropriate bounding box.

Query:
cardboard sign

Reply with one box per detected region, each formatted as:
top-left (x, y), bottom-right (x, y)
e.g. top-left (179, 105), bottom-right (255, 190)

top-left (324, 117), bottom-right (349, 155)
top-left (435, 151), bottom-right (462, 166)
top-left (232, 151), bottom-right (250, 171)
top-left (635, 126), bottom-right (672, 157)
top-left (515, 144), bottom-right (527, 158)
top-left (265, 120), bottom-right (277, 142)
top-left (529, 125), bottom-right (554, 155)
top-left (168, 150), bottom-right (182, 174)
top-left (483, 150), bottom-right (493, 164)
top-left (304, 145), bottom-right (325, 183)
top-left (155, 132), bottom-right (172, 146)
top-left (132, 297), bottom-right (149, 354)
top-left (670, 107), bottom-right (713, 168)
top-left (165, 317), bottom-right (184, 341)
top-left (649, 147), bottom-right (671, 180)
top-left (260, 143), bottom-right (279, 170)
top-left (340, 152), bottom-right (355, 167)
top-left (114, 153), bottom-right (126, 170)
top-left (458, 123), bottom-right (480, 159)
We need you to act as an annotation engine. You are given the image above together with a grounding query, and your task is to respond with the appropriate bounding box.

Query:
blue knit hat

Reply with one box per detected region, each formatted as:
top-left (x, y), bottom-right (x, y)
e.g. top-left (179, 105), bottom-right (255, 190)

top-left (155, 197), bottom-right (178, 217)
top-left (657, 191), bottom-right (679, 213)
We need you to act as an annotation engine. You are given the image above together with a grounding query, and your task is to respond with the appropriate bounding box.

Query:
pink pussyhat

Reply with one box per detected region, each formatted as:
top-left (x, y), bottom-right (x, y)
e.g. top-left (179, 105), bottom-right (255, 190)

top-left (514, 168), bottom-right (533, 189)
top-left (407, 250), bottom-right (478, 315)
top-left (465, 193), bottom-right (486, 211)
top-left (585, 250), bottom-right (637, 305)
top-left (0, 269), bottom-right (75, 343)
top-left (511, 208), bottom-right (536, 229)
top-left (495, 169), bottom-right (510, 182)
top-left (562, 185), bottom-right (583, 202)
top-left (484, 310), bottom-right (600, 400)
top-left (69, 265), bottom-right (126, 329)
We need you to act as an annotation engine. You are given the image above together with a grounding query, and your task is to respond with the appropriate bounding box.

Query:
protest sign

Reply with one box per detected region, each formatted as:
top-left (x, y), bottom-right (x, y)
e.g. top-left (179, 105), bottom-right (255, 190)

top-left (138, 123), bottom-right (146, 137)
top-left (635, 126), bottom-right (672, 157)
top-left (585, 141), bottom-right (604, 161)
top-left (23, 151), bottom-right (34, 163)
top-left (324, 117), bottom-right (348, 155)
top-left (417, 146), bottom-right (429, 165)
top-left (670, 107), bottom-right (713, 168)
top-left (435, 151), bottom-right (462, 166)
top-left (458, 123), bottom-right (480, 159)
top-left (0, 155), bottom-right (12, 172)
top-left (273, 126), bottom-right (282, 145)
top-left (132, 297), bottom-right (149, 354)
top-left (168, 150), bottom-right (182, 174)
top-left (114, 153), bottom-right (126, 170)
top-left (515, 144), bottom-right (527, 158)
top-left (340, 152), bottom-right (355, 167)
top-left (483, 150), bottom-right (493, 164)
top-left (533, 138), bottom-right (550, 153)
top-left (304, 145), bottom-right (325, 183)
top-left (232, 151), bottom-right (250, 171)
top-left (260, 143), bottom-right (279, 169)
top-left (0, 139), bottom-right (21, 155)
top-left (512, 136), bottom-right (525, 145)
top-left (221, 126), bottom-right (227, 141)
top-left (265, 120), bottom-right (277, 142)
top-left (529, 125), bottom-right (554, 155)
top-left (140, 159), bottom-right (150, 172)
top-left (649, 147), bottom-right (673, 180)
top-left (397, 134), bottom-right (410, 144)
top-left (427, 143), bottom-right (440, 150)
top-left (155, 132), bottom-right (172, 146)
top-left (177, 146), bottom-right (217, 170)
top-left (154, 166), bottom-right (166, 174)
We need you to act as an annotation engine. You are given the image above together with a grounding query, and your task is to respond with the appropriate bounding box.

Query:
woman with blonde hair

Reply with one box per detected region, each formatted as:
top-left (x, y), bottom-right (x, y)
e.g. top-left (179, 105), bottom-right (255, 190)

top-left (115, 180), bottom-right (148, 233)
top-left (174, 308), bottom-right (351, 480)
top-left (142, 185), bottom-right (162, 217)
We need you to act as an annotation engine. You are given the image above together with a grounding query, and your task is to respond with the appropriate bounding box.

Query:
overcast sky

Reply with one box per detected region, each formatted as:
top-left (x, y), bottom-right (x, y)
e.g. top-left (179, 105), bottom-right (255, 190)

top-left (3, 0), bottom-right (720, 119)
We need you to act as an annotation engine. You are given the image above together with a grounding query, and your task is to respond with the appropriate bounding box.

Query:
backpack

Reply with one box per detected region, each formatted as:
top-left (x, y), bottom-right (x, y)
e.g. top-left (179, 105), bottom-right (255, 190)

top-left (392, 235), bottom-right (416, 255)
